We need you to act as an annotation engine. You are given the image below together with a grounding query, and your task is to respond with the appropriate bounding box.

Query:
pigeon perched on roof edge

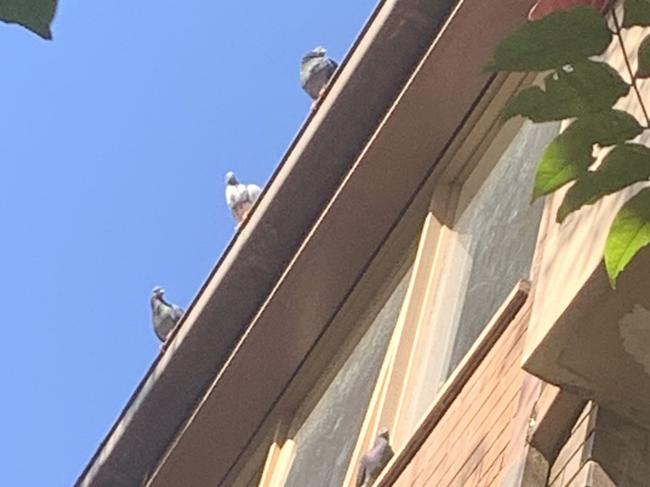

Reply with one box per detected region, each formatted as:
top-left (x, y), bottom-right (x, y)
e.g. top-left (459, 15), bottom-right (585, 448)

top-left (225, 171), bottom-right (262, 225)
top-left (300, 46), bottom-right (338, 109)
top-left (356, 427), bottom-right (395, 487)
top-left (151, 286), bottom-right (184, 345)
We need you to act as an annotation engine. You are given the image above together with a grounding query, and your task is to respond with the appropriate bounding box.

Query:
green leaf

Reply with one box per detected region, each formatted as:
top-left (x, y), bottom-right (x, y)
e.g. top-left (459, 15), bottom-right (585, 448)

top-left (532, 110), bottom-right (643, 199)
top-left (637, 33), bottom-right (650, 78)
top-left (623, 0), bottom-right (650, 28)
top-left (605, 187), bottom-right (650, 285)
top-left (0, 0), bottom-right (57, 39)
top-left (504, 61), bottom-right (630, 122)
top-left (570, 109), bottom-right (644, 146)
top-left (505, 87), bottom-right (571, 122)
top-left (487, 7), bottom-right (612, 72)
top-left (557, 143), bottom-right (650, 222)
top-left (534, 131), bottom-right (594, 199)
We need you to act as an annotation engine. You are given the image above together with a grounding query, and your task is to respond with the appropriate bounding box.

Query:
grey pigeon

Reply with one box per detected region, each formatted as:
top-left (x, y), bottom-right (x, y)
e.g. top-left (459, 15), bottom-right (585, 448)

top-left (151, 286), bottom-right (184, 343)
top-left (356, 427), bottom-right (395, 487)
top-left (300, 46), bottom-right (338, 104)
top-left (225, 171), bottom-right (262, 224)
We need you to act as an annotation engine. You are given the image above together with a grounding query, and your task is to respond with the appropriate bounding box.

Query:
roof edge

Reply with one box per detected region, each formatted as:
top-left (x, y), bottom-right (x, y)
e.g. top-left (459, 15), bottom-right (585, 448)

top-left (75, 1), bottom-right (459, 485)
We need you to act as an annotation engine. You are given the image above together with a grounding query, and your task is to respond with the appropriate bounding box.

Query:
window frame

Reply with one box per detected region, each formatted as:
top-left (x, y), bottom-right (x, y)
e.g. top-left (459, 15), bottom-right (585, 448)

top-left (258, 424), bottom-right (296, 487)
top-left (340, 71), bottom-right (548, 486)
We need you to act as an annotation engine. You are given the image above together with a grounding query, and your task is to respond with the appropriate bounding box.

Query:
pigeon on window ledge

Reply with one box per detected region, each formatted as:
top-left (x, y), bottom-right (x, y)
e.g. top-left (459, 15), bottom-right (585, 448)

top-left (356, 427), bottom-right (395, 487)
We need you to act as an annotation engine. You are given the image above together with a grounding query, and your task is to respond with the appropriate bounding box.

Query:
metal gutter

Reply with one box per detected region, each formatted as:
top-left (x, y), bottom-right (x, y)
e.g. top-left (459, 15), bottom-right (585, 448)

top-left (75, 1), bottom-right (458, 486)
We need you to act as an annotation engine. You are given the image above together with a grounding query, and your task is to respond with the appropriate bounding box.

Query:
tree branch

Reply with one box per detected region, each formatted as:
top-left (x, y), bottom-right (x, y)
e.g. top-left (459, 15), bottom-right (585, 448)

top-left (612, 9), bottom-right (650, 127)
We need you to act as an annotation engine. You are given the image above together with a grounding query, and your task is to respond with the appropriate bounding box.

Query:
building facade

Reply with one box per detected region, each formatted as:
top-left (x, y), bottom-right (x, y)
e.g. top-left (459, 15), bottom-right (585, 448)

top-left (76, 1), bottom-right (650, 486)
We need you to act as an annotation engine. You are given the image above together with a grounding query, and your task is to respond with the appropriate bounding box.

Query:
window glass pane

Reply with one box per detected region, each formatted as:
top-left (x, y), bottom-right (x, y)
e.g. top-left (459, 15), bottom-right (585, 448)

top-left (447, 123), bottom-right (558, 375)
top-left (412, 121), bottom-right (559, 421)
top-left (445, 121), bottom-right (558, 372)
top-left (283, 267), bottom-right (411, 487)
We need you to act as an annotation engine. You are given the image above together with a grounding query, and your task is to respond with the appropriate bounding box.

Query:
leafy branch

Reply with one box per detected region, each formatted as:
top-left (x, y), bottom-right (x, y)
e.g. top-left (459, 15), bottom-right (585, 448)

top-left (487, 2), bottom-right (650, 286)
top-left (613, 8), bottom-right (650, 126)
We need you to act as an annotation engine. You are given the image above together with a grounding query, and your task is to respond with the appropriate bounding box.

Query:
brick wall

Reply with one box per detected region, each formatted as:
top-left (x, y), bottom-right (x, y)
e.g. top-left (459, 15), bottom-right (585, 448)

top-left (547, 403), bottom-right (595, 487)
top-left (547, 404), bottom-right (650, 487)
top-left (393, 304), bottom-right (531, 487)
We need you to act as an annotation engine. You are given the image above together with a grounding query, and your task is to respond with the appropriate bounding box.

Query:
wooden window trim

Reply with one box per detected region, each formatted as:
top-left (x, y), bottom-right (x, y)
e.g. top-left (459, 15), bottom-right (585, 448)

top-left (375, 281), bottom-right (531, 486)
top-left (257, 423), bottom-right (293, 487)
top-left (258, 441), bottom-right (281, 487)
top-left (339, 213), bottom-right (444, 487)
top-left (229, 427), bottom-right (278, 487)
top-left (258, 439), bottom-right (295, 487)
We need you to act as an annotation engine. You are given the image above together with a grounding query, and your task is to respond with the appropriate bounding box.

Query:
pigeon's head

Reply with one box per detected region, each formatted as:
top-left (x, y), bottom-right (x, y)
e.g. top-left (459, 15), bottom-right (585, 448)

top-left (152, 286), bottom-right (165, 298)
top-left (302, 46), bottom-right (327, 64)
top-left (377, 427), bottom-right (390, 441)
top-left (225, 171), bottom-right (238, 186)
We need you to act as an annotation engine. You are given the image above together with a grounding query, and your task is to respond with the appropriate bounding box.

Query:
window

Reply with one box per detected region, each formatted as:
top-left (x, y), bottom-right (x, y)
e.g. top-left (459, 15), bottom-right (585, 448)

top-left (406, 120), bottom-right (559, 428)
top-left (345, 107), bottom-right (563, 456)
top-left (281, 265), bottom-right (412, 487)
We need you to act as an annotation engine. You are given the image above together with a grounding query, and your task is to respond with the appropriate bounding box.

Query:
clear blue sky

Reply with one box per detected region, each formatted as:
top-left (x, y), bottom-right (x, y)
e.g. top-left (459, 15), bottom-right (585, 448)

top-left (0, 1), bottom-right (378, 485)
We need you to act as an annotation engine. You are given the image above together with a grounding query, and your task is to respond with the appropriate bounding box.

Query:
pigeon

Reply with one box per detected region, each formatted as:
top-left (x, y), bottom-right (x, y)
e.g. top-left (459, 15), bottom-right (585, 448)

top-left (300, 46), bottom-right (338, 109)
top-left (225, 171), bottom-right (262, 224)
top-left (151, 286), bottom-right (184, 344)
top-left (356, 427), bottom-right (395, 487)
